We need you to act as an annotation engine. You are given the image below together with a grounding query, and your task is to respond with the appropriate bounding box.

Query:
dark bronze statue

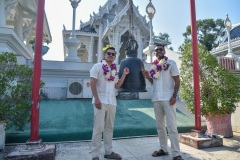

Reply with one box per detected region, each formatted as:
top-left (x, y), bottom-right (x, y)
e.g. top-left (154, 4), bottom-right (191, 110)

top-left (118, 38), bottom-right (146, 92)
top-left (118, 0), bottom-right (146, 97)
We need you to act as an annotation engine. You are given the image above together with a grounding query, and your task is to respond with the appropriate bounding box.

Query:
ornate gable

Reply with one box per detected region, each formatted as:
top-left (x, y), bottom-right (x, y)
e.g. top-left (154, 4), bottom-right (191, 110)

top-left (212, 24), bottom-right (240, 56)
top-left (222, 24), bottom-right (240, 43)
top-left (79, 0), bottom-right (149, 37)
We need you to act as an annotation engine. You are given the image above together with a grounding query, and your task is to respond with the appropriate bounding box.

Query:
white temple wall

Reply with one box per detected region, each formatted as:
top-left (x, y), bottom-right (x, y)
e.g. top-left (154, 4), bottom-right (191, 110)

top-left (30, 60), bottom-right (154, 100)
top-left (232, 103), bottom-right (240, 132)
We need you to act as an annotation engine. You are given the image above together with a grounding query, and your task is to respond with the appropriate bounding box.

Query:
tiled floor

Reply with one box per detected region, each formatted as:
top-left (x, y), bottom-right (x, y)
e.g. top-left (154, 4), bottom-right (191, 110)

top-left (53, 132), bottom-right (240, 160)
top-left (1, 132), bottom-right (240, 160)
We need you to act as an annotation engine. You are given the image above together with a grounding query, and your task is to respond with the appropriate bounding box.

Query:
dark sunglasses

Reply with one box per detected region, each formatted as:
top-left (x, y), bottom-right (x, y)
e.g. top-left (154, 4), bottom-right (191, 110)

top-left (155, 48), bottom-right (164, 52)
top-left (106, 52), bottom-right (116, 56)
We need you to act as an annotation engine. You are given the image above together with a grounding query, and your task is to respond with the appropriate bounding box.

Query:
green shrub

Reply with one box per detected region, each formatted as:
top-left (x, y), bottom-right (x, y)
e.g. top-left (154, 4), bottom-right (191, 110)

top-left (0, 52), bottom-right (33, 130)
top-left (180, 44), bottom-right (240, 117)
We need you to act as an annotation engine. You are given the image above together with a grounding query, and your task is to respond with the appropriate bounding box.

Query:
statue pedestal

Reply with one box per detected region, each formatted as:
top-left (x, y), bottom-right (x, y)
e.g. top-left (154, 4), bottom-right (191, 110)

top-left (64, 37), bottom-right (80, 62)
top-left (117, 92), bottom-right (139, 100)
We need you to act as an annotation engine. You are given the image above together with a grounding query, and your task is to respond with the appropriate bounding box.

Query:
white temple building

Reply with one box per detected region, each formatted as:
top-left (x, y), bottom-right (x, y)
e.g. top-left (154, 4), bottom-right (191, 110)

top-left (212, 23), bottom-right (240, 57)
top-left (0, 0), bottom-right (51, 64)
top-left (0, 0), bottom-right (239, 131)
top-left (0, 0), bottom-right (173, 100)
top-left (62, 0), bottom-right (170, 64)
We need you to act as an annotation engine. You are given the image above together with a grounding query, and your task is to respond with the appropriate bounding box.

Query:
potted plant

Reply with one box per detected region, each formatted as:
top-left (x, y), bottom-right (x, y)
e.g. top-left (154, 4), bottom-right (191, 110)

top-left (29, 38), bottom-right (50, 56)
top-left (0, 52), bottom-right (44, 149)
top-left (180, 43), bottom-right (240, 137)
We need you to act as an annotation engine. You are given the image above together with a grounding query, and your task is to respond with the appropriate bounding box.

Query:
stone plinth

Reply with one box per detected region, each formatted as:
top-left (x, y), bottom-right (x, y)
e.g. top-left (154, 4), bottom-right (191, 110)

top-left (117, 92), bottom-right (139, 99)
top-left (5, 140), bottom-right (55, 160)
top-left (179, 130), bottom-right (223, 149)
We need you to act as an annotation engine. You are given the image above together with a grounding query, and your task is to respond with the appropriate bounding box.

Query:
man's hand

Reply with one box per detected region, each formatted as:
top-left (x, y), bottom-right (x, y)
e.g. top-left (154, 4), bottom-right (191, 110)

top-left (169, 97), bottom-right (176, 105)
top-left (94, 98), bottom-right (101, 109)
top-left (123, 67), bottom-right (130, 75)
top-left (115, 67), bottom-right (129, 89)
top-left (142, 70), bottom-right (153, 84)
top-left (142, 70), bottom-right (150, 79)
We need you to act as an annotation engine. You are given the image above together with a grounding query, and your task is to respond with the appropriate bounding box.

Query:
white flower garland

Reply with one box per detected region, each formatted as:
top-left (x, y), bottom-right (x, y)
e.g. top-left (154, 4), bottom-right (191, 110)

top-left (150, 57), bottom-right (169, 79)
top-left (101, 60), bottom-right (117, 81)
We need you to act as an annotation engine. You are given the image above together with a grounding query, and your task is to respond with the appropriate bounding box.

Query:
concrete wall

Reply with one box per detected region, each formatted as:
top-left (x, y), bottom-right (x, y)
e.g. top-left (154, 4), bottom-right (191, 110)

top-left (35, 60), bottom-right (155, 100)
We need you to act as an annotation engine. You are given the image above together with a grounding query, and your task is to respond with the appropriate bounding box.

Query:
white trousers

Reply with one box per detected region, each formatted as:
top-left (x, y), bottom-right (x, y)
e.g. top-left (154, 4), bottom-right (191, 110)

top-left (153, 101), bottom-right (180, 157)
top-left (91, 103), bottom-right (116, 158)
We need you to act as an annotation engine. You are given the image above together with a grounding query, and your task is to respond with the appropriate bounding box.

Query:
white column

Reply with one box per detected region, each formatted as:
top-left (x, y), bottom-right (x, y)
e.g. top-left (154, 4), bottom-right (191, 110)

top-left (114, 26), bottom-right (120, 64)
top-left (149, 18), bottom-right (154, 63)
top-left (225, 14), bottom-right (236, 59)
top-left (236, 57), bottom-right (240, 70)
top-left (136, 28), bottom-right (142, 59)
top-left (88, 36), bottom-right (94, 62)
top-left (0, 0), bottom-right (6, 27)
top-left (97, 23), bottom-right (103, 62)
top-left (14, 5), bottom-right (23, 40)
top-left (64, 0), bottom-right (81, 62)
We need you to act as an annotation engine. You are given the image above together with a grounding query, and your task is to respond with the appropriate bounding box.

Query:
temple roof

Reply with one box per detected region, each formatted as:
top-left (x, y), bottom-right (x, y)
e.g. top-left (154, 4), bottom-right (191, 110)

top-left (222, 24), bottom-right (240, 43)
top-left (211, 23), bottom-right (240, 56)
top-left (79, 24), bottom-right (97, 33)
top-left (78, 0), bottom-right (149, 36)
top-left (6, 0), bottom-right (52, 43)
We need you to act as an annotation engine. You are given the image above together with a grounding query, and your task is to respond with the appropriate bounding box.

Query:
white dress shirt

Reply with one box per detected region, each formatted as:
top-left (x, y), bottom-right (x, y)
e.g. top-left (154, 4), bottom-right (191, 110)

top-left (152, 59), bottom-right (179, 101)
top-left (90, 62), bottom-right (119, 105)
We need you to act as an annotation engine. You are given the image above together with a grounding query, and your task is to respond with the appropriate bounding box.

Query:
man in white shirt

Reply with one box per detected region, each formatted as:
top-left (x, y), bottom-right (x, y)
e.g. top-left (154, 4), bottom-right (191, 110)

top-left (90, 45), bottom-right (129, 160)
top-left (142, 44), bottom-right (183, 160)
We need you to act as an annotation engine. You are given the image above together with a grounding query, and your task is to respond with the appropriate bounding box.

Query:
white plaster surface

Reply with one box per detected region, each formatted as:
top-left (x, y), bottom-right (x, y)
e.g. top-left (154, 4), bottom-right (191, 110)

top-left (232, 102), bottom-right (240, 132)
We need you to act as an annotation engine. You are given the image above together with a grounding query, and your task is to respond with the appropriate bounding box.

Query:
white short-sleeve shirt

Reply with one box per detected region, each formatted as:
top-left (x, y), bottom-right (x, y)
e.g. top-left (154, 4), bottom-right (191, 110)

top-left (90, 62), bottom-right (119, 105)
top-left (152, 59), bottom-right (179, 101)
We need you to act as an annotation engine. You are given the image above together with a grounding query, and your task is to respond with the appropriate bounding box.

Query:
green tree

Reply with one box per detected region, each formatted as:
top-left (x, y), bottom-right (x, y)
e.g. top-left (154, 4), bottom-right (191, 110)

top-left (155, 32), bottom-right (174, 50)
top-left (155, 32), bottom-right (170, 41)
top-left (179, 19), bottom-right (225, 51)
top-left (0, 52), bottom-right (33, 130)
top-left (180, 43), bottom-right (240, 116)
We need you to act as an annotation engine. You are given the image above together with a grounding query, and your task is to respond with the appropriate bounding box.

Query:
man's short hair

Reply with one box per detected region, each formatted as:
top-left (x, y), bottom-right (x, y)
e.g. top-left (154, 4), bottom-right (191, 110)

top-left (105, 47), bottom-right (115, 54)
top-left (155, 44), bottom-right (165, 48)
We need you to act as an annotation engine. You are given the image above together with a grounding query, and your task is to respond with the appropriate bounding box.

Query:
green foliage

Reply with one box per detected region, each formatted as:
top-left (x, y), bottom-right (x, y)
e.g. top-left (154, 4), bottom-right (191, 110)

top-left (155, 32), bottom-right (171, 42)
top-left (0, 52), bottom-right (33, 130)
top-left (180, 43), bottom-right (240, 116)
top-left (28, 37), bottom-right (50, 45)
top-left (155, 32), bottom-right (174, 50)
top-left (179, 19), bottom-right (225, 51)
top-left (29, 38), bottom-right (35, 45)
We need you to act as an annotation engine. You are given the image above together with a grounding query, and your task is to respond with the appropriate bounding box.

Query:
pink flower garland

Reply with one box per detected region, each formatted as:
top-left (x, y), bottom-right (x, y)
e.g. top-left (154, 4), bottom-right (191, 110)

top-left (101, 60), bottom-right (117, 81)
top-left (149, 56), bottom-right (170, 79)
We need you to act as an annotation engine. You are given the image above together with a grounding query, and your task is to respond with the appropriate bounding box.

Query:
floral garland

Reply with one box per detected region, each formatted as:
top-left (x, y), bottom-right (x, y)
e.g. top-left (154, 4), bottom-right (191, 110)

top-left (149, 56), bottom-right (170, 79)
top-left (101, 60), bottom-right (117, 81)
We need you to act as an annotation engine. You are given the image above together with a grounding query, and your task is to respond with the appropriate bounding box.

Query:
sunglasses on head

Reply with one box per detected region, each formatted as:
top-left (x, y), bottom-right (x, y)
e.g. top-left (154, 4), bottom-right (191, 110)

top-left (155, 48), bottom-right (164, 52)
top-left (106, 52), bottom-right (116, 56)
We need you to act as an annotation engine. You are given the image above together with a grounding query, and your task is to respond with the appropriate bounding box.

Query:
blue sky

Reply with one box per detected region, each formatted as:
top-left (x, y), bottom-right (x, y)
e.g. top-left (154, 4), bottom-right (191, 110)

top-left (44, 0), bottom-right (240, 61)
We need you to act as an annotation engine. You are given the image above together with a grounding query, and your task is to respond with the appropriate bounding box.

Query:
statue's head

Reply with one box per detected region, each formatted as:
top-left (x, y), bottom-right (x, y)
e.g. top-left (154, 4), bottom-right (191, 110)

top-left (125, 36), bottom-right (138, 57)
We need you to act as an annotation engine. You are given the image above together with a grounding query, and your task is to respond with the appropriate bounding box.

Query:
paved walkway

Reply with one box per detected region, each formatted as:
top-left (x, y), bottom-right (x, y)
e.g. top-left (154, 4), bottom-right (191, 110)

top-left (1, 132), bottom-right (240, 160)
